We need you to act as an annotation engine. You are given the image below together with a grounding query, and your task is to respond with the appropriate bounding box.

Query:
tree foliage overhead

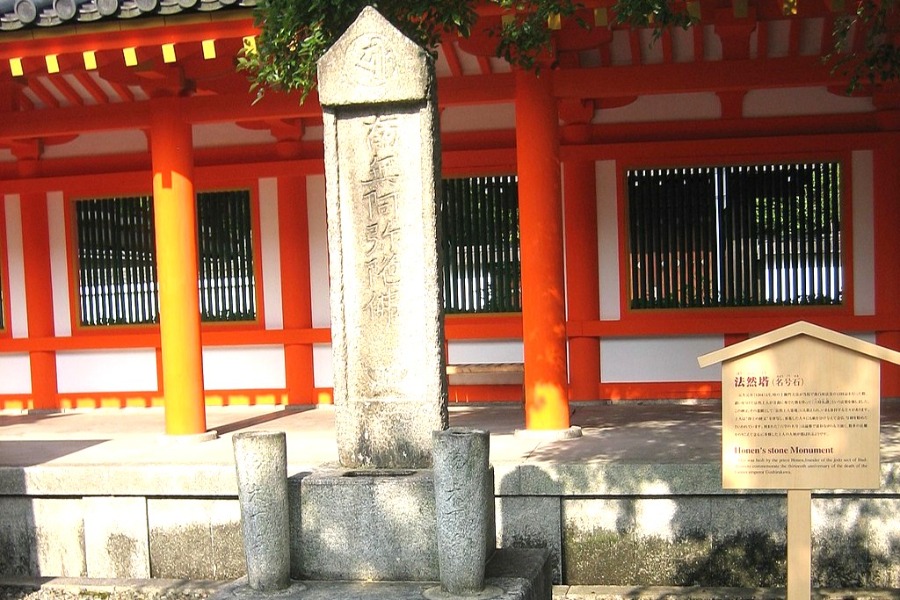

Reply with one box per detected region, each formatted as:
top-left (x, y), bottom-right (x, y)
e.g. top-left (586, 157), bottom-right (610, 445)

top-left (238, 0), bottom-right (900, 102)
top-left (237, 0), bottom-right (580, 101)
top-left (829, 0), bottom-right (900, 91)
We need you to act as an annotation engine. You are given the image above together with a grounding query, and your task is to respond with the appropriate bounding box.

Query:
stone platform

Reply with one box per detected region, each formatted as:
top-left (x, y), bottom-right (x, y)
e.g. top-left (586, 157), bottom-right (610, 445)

top-left (3, 402), bottom-right (900, 589)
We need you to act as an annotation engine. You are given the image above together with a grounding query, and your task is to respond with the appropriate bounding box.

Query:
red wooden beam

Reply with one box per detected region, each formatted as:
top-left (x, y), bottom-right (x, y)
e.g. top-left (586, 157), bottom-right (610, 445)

top-left (27, 78), bottom-right (61, 109)
top-left (0, 14), bottom-right (258, 61)
top-left (72, 71), bottom-right (110, 104)
top-left (49, 75), bottom-right (85, 106)
top-left (551, 55), bottom-right (848, 97)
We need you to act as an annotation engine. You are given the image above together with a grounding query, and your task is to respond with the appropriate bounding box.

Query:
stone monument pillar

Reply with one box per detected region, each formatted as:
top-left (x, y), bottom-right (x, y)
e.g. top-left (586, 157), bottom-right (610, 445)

top-left (317, 6), bottom-right (448, 469)
top-left (232, 431), bottom-right (291, 592)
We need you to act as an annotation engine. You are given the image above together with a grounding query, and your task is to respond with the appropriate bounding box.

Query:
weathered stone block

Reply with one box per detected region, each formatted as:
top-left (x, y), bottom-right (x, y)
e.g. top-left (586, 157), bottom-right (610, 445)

top-left (299, 469), bottom-right (438, 581)
top-left (148, 498), bottom-right (244, 580)
top-left (83, 496), bottom-right (150, 578)
top-left (813, 497), bottom-right (900, 588)
top-left (32, 497), bottom-right (86, 577)
top-left (0, 497), bottom-right (38, 576)
top-left (496, 496), bottom-right (562, 584)
top-left (562, 497), bottom-right (787, 587)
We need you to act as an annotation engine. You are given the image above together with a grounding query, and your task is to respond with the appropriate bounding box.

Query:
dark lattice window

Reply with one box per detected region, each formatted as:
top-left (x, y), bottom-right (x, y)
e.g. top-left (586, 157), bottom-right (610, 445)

top-left (75, 190), bottom-right (256, 326)
top-left (628, 162), bottom-right (842, 309)
top-left (76, 196), bottom-right (159, 326)
top-left (441, 176), bottom-right (521, 313)
top-left (197, 190), bottom-right (257, 322)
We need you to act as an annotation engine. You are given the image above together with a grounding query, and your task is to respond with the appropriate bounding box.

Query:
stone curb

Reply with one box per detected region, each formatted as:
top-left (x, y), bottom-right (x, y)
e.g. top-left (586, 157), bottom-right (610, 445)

top-left (3, 580), bottom-right (900, 600)
top-left (552, 585), bottom-right (900, 599)
top-left (0, 577), bottom-right (230, 596)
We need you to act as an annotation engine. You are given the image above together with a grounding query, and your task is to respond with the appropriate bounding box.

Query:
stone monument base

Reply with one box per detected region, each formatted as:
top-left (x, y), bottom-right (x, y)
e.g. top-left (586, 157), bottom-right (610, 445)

top-left (297, 468), bottom-right (495, 582)
top-left (212, 548), bottom-right (552, 600)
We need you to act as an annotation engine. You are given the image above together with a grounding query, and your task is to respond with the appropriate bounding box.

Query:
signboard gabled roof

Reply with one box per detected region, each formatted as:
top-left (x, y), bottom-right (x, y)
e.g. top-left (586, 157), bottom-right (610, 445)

top-left (698, 321), bottom-right (900, 368)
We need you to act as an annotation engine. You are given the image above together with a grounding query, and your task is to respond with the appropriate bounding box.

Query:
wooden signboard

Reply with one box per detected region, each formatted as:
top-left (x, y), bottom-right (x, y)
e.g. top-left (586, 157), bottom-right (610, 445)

top-left (699, 321), bottom-right (900, 599)
top-left (720, 334), bottom-right (880, 491)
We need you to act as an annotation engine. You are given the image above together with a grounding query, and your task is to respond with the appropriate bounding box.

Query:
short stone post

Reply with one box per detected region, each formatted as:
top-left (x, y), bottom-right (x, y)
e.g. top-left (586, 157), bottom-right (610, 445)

top-left (232, 431), bottom-right (290, 592)
top-left (432, 427), bottom-right (492, 596)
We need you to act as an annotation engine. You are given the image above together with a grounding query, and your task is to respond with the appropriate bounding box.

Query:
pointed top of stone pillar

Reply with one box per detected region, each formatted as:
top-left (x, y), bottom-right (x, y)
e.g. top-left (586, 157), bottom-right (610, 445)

top-left (318, 6), bottom-right (432, 106)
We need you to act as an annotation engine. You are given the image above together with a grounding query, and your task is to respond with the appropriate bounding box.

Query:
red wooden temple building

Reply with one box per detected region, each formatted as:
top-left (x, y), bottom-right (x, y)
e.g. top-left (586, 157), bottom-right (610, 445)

top-left (0, 0), bottom-right (897, 435)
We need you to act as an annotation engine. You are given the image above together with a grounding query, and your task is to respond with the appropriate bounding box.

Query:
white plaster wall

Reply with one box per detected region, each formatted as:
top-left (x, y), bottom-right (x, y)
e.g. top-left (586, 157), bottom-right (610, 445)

top-left (313, 344), bottom-right (333, 388)
top-left (258, 178), bottom-right (283, 330)
top-left (0, 354), bottom-right (31, 394)
top-left (4, 194), bottom-right (28, 339)
top-left (852, 150), bottom-right (875, 316)
top-left (600, 336), bottom-right (724, 382)
top-left (56, 349), bottom-right (157, 393)
top-left (47, 191), bottom-right (71, 337)
top-left (42, 130), bottom-right (147, 159)
top-left (202, 346), bottom-right (286, 390)
top-left (447, 340), bottom-right (523, 364)
top-left (596, 160), bottom-right (621, 321)
top-left (441, 104), bottom-right (516, 133)
top-left (283, 175), bottom-right (334, 390)
top-left (308, 175), bottom-right (330, 328)
top-left (744, 87), bottom-right (874, 117)
top-left (594, 93), bottom-right (720, 124)
top-left (192, 123), bottom-right (275, 148)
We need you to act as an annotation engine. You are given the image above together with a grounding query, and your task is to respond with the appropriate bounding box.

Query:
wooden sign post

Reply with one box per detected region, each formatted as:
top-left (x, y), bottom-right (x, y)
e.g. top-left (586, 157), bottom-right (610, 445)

top-left (699, 321), bottom-right (900, 598)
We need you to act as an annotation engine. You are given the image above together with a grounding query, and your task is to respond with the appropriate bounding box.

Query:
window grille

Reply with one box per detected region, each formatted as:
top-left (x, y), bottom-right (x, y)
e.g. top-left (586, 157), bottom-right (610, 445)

top-left (76, 196), bottom-right (159, 326)
top-left (197, 190), bottom-right (257, 322)
top-left (627, 162), bottom-right (842, 309)
top-left (75, 190), bottom-right (256, 326)
top-left (441, 176), bottom-right (521, 313)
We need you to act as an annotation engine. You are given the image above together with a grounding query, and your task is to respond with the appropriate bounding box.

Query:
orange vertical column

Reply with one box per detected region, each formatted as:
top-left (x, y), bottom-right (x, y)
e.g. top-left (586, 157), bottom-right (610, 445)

top-left (563, 159), bottom-right (600, 402)
top-left (20, 191), bottom-right (58, 410)
top-left (278, 176), bottom-right (316, 404)
top-left (150, 101), bottom-right (208, 436)
top-left (873, 131), bottom-right (900, 396)
top-left (515, 69), bottom-right (571, 430)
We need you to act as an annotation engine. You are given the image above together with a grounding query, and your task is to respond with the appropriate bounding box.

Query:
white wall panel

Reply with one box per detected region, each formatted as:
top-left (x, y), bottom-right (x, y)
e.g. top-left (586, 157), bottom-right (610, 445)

top-left (202, 346), bottom-right (286, 390)
top-left (0, 354), bottom-right (31, 394)
top-left (596, 160), bottom-right (620, 321)
top-left (313, 344), bottom-right (333, 388)
top-left (47, 191), bottom-right (71, 337)
top-left (441, 104), bottom-right (515, 132)
top-left (258, 178), bottom-right (283, 330)
top-left (601, 336), bottom-right (724, 382)
top-left (447, 340), bottom-right (523, 364)
top-left (42, 130), bottom-right (147, 158)
top-left (57, 349), bottom-right (157, 393)
top-left (308, 175), bottom-right (331, 328)
top-left (594, 93), bottom-right (720, 124)
top-left (4, 195), bottom-right (28, 339)
top-left (744, 87), bottom-right (873, 117)
top-left (852, 150), bottom-right (875, 316)
top-left (192, 123), bottom-right (275, 148)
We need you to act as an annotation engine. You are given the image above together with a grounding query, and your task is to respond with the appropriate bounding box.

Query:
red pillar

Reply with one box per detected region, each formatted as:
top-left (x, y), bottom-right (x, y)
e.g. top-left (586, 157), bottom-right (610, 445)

top-left (20, 191), bottom-right (58, 410)
top-left (278, 176), bottom-right (316, 404)
top-left (563, 160), bottom-right (600, 402)
top-left (515, 69), bottom-right (570, 430)
top-left (150, 100), bottom-right (207, 436)
top-left (873, 133), bottom-right (900, 396)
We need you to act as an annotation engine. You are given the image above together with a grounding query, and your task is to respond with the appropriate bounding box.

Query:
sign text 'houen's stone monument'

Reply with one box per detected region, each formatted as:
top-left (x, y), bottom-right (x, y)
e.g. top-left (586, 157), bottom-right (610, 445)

top-left (318, 6), bottom-right (448, 469)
